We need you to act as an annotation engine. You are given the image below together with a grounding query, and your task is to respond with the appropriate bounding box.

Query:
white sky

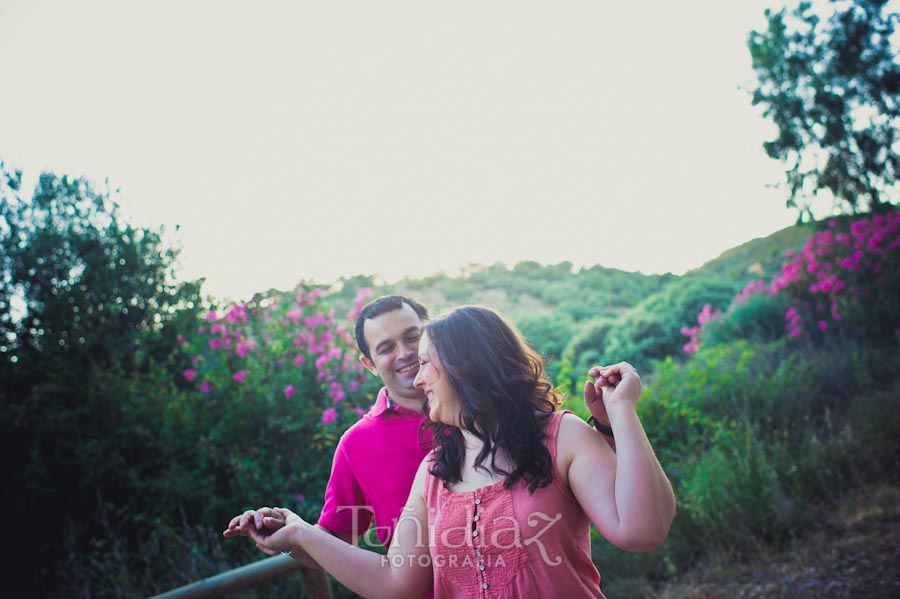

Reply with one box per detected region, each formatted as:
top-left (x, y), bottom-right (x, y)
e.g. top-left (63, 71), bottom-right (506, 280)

top-left (1, 0), bottom-right (800, 301)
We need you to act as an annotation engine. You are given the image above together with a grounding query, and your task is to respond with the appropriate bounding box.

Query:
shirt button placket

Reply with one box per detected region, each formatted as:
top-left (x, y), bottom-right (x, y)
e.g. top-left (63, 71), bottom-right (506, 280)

top-left (473, 494), bottom-right (489, 597)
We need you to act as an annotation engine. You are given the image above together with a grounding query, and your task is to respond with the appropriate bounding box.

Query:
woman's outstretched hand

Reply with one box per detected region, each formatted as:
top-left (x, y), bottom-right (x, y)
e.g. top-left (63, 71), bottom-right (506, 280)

top-left (223, 506), bottom-right (307, 556)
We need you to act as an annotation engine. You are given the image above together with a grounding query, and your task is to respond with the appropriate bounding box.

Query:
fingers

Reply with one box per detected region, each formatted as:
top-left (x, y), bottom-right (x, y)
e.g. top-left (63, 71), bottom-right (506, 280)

top-left (589, 361), bottom-right (638, 383)
top-left (263, 515), bottom-right (286, 529)
top-left (583, 380), bottom-right (597, 403)
top-left (239, 509), bottom-right (257, 530)
top-left (224, 507), bottom-right (287, 538)
top-left (255, 507), bottom-right (275, 529)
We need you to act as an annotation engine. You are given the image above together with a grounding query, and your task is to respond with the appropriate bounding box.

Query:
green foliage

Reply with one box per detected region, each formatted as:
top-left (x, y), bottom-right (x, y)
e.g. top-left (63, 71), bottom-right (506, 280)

top-left (556, 317), bottom-right (617, 398)
top-left (679, 425), bottom-right (784, 553)
top-left (641, 339), bottom-right (900, 569)
top-left (701, 291), bottom-right (792, 348)
top-left (599, 277), bottom-right (740, 370)
top-left (374, 260), bottom-right (673, 325)
top-left (516, 312), bottom-right (577, 380)
top-left (0, 164), bottom-right (203, 595)
top-left (748, 0), bottom-right (900, 216)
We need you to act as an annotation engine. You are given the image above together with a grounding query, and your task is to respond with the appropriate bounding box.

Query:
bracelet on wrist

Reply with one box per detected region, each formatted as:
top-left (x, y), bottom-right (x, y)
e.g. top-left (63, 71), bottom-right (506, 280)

top-left (587, 416), bottom-right (614, 438)
top-left (282, 546), bottom-right (296, 557)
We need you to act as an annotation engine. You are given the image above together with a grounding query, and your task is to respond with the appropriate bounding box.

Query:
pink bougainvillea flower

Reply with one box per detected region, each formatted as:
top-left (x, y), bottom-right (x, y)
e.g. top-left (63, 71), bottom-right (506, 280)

top-left (321, 407), bottom-right (337, 426)
top-left (183, 369), bottom-right (198, 382)
top-left (201, 381), bottom-right (213, 393)
top-left (236, 340), bottom-right (254, 357)
top-left (296, 494), bottom-right (305, 503)
top-left (284, 384), bottom-right (296, 399)
top-left (354, 407), bottom-right (365, 419)
top-left (233, 370), bottom-right (250, 383)
top-left (294, 354), bottom-right (306, 367)
top-left (817, 321), bottom-right (827, 332)
top-left (209, 338), bottom-right (230, 350)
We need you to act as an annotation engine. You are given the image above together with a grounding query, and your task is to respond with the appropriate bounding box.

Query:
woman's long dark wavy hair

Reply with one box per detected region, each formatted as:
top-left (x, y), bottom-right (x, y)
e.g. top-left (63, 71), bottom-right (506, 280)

top-left (423, 305), bottom-right (562, 494)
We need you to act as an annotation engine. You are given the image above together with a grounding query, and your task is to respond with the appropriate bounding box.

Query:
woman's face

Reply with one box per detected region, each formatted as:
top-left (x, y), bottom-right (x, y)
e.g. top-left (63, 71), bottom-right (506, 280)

top-left (413, 331), bottom-right (460, 426)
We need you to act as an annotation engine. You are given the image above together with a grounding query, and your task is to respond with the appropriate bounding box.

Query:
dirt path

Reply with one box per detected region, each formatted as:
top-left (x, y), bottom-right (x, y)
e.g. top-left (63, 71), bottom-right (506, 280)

top-left (651, 485), bottom-right (900, 599)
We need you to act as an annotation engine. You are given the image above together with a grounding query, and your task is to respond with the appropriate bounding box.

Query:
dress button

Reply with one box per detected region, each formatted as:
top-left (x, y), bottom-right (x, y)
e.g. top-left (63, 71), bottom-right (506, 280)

top-left (475, 549), bottom-right (482, 557)
top-left (479, 563), bottom-right (485, 571)
top-left (473, 530), bottom-right (479, 537)
top-left (475, 497), bottom-right (481, 505)
top-left (482, 582), bottom-right (489, 590)
top-left (474, 514), bottom-right (480, 521)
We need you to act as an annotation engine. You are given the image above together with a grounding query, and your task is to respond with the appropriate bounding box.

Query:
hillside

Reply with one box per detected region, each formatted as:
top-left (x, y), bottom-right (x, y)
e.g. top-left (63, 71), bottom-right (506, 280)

top-left (313, 221), bottom-right (812, 328)
top-left (687, 222), bottom-right (814, 283)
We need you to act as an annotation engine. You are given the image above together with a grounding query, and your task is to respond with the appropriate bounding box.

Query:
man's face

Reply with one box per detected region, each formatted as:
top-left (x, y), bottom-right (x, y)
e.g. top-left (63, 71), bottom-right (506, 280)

top-left (360, 303), bottom-right (425, 401)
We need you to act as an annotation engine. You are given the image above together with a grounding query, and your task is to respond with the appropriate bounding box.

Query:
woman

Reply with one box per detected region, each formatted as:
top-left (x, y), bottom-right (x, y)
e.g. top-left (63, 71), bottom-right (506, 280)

top-left (225, 306), bottom-right (675, 599)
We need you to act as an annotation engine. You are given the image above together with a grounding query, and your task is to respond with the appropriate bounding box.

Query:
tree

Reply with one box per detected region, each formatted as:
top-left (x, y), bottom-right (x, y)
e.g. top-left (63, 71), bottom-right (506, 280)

top-left (749, 0), bottom-right (900, 218)
top-left (0, 163), bottom-right (202, 596)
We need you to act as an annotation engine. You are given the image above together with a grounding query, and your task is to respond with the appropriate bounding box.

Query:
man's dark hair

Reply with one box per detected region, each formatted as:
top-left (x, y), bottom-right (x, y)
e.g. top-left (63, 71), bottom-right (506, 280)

top-left (354, 294), bottom-right (429, 359)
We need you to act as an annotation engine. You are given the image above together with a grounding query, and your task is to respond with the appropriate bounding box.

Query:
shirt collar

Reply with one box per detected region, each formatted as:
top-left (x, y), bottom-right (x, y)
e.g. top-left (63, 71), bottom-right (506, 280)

top-left (367, 387), bottom-right (392, 417)
top-left (367, 387), bottom-right (424, 418)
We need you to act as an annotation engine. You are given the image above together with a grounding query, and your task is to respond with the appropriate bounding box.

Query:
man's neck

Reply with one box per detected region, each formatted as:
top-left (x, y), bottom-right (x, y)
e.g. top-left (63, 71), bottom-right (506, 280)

top-left (385, 388), bottom-right (426, 412)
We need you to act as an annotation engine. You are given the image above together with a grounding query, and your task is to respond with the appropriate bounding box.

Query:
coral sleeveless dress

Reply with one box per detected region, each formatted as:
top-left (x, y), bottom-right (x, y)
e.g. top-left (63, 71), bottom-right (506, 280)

top-left (423, 411), bottom-right (607, 599)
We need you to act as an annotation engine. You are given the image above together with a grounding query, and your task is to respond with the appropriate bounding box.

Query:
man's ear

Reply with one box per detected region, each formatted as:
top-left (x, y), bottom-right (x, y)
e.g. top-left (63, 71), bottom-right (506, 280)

top-left (360, 354), bottom-right (377, 375)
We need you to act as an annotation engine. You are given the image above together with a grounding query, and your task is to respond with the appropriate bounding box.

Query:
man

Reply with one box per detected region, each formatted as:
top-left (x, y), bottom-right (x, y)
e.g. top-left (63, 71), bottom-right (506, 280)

top-left (226, 295), bottom-right (431, 562)
top-left (318, 294), bottom-right (432, 548)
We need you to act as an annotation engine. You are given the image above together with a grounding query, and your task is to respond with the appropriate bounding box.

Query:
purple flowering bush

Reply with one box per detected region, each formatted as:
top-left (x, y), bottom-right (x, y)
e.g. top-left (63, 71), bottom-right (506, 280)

top-left (685, 210), bottom-right (900, 353)
top-left (174, 286), bottom-right (381, 521)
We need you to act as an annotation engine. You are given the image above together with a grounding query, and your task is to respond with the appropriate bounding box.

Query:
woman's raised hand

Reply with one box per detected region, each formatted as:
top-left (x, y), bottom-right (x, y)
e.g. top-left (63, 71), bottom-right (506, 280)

top-left (584, 361), bottom-right (641, 416)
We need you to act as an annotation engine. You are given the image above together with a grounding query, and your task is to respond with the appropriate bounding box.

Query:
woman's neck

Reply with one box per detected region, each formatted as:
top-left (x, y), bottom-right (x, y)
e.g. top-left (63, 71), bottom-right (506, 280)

top-left (461, 430), bottom-right (512, 474)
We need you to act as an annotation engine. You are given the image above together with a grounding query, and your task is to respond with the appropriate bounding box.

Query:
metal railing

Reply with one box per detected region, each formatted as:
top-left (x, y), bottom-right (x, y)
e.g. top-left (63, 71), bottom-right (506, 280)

top-left (147, 553), bottom-right (332, 599)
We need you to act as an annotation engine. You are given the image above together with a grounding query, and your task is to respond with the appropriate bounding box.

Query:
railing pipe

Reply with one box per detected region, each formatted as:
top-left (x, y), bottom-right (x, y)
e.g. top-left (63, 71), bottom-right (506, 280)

top-left (146, 554), bottom-right (332, 599)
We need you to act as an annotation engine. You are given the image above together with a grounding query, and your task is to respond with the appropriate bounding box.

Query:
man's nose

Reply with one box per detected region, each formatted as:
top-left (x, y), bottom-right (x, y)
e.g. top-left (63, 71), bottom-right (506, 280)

top-left (399, 342), bottom-right (416, 359)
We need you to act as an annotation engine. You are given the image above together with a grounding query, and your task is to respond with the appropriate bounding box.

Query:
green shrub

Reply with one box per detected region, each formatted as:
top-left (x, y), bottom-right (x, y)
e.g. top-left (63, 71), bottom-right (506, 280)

top-left (634, 339), bottom-right (900, 570)
top-left (600, 277), bottom-right (740, 370)
top-left (701, 292), bottom-right (791, 348)
top-left (678, 425), bottom-right (784, 556)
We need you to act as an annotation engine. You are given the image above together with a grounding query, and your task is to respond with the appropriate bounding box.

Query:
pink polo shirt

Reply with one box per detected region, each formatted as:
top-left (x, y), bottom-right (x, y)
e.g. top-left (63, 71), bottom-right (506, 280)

top-left (318, 387), bottom-right (432, 547)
